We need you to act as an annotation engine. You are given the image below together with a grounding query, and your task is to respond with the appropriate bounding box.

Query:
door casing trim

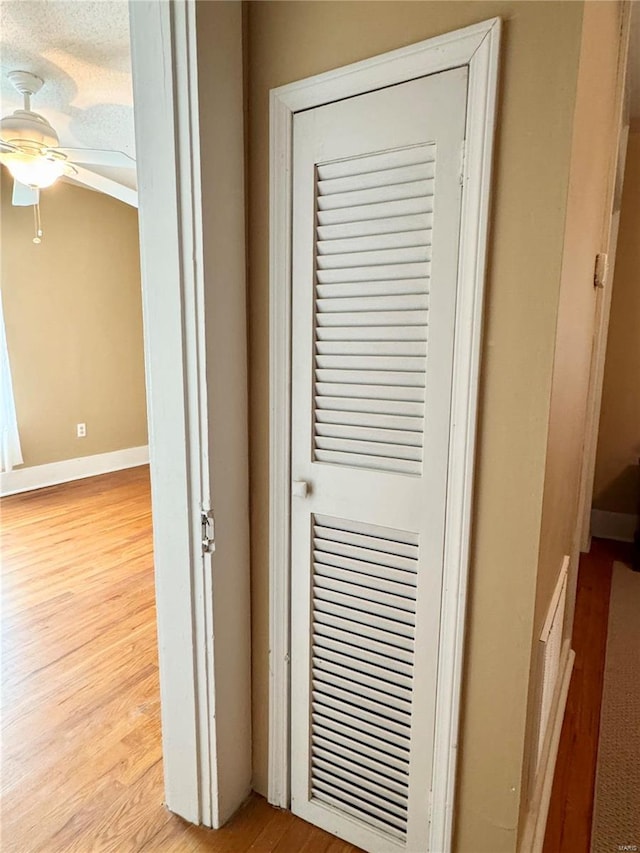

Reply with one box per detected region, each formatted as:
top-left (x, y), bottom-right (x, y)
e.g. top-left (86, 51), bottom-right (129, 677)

top-left (129, 0), bottom-right (251, 829)
top-left (268, 17), bottom-right (501, 852)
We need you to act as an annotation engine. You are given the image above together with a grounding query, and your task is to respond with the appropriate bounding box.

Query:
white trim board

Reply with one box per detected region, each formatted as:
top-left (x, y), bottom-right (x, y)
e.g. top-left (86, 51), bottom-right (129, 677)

top-left (519, 642), bottom-right (575, 853)
top-left (0, 445), bottom-right (149, 497)
top-left (591, 509), bottom-right (638, 543)
top-left (268, 18), bottom-right (501, 853)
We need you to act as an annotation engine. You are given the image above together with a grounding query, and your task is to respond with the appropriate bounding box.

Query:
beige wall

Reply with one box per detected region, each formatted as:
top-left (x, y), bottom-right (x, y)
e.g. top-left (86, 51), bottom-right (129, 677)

top-left (523, 0), bottom-right (622, 804)
top-left (1, 173), bottom-right (147, 467)
top-left (524, 0), bottom-right (627, 823)
top-left (534, 0), bottom-right (625, 634)
top-left (593, 131), bottom-right (640, 516)
top-left (245, 3), bottom-right (584, 850)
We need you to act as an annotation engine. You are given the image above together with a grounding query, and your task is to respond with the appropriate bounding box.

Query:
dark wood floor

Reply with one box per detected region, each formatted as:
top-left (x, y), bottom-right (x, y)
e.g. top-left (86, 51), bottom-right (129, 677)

top-left (0, 467), bottom-right (360, 852)
top-left (543, 538), bottom-right (633, 853)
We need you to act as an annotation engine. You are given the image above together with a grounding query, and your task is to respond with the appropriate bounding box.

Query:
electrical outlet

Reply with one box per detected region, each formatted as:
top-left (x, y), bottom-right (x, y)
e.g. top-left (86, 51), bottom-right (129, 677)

top-left (77, 423), bottom-right (86, 438)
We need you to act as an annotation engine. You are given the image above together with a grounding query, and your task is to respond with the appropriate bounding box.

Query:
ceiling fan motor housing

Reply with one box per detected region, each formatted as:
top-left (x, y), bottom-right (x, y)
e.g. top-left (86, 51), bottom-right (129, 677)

top-left (0, 110), bottom-right (59, 152)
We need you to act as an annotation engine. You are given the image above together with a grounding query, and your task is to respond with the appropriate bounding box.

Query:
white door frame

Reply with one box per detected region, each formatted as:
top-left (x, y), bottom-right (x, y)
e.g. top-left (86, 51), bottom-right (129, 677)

top-left (576, 120), bottom-right (630, 554)
top-left (129, 0), bottom-right (251, 829)
top-left (574, 2), bottom-right (632, 558)
top-left (268, 18), bottom-right (500, 852)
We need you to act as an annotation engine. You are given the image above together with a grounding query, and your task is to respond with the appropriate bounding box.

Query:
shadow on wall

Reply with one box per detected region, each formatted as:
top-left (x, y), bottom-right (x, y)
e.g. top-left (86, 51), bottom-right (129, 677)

top-left (594, 461), bottom-right (640, 516)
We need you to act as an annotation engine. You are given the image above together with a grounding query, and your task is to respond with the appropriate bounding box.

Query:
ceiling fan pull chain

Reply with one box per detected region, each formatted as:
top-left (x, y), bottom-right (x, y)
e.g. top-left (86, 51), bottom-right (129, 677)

top-left (32, 202), bottom-right (43, 244)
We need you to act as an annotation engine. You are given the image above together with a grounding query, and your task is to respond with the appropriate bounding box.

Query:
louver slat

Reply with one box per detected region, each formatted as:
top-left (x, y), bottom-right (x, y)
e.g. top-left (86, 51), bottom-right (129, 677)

top-left (317, 196), bottom-right (433, 227)
top-left (313, 592), bottom-right (415, 633)
top-left (317, 212), bottom-right (433, 241)
top-left (311, 725), bottom-right (410, 775)
top-left (313, 611), bottom-right (414, 653)
top-left (317, 249), bottom-right (431, 273)
top-left (317, 230), bottom-right (431, 255)
top-left (310, 516), bottom-right (417, 841)
top-left (315, 408), bottom-right (424, 430)
top-left (312, 754), bottom-right (407, 801)
top-left (314, 547), bottom-right (417, 582)
top-left (313, 598), bottom-right (415, 643)
top-left (315, 384), bottom-right (425, 402)
top-left (317, 278), bottom-right (428, 297)
top-left (314, 540), bottom-right (418, 574)
top-left (316, 294), bottom-right (428, 313)
top-left (315, 437), bottom-right (422, 462)
top-left (316, 357), bottom-right (425, 375)
top-left (312, 711), bottom-right (409, 762)
top-left (314, 450), bottom-right (420, 474)
top-left (316, 326), bottom-right (427, 342)
top-left (313, 563), bottom-right (417, 600)
top-left (314, 520), bottom-right (419, 557)
top-left (312, 678), bottom-right (412, 725)
top-left (315, 396), bottom-right (424, 417)
top-left (316, 265), bottom-right (429, 285)
top-left (313, 623), bottom-right (414, 664)
top-left (317, 145), bottom-right (435, 179)
top-left (311, 735), bottom-right (409, 786)
top-left (312, 766), bottom-right (408, 819)
top-left (313, 788), bottom-right (407, 840)
top-left (312, 667), bottom-right (412, 717)
top-left (315, 372), bottom-right (424, 391)
top-left (315, 423), bottom-right (423, 446)
top-left (312, 145), bottom-right (433, 475)
top-left (317, 161), bottom-right (435, 195)
top-left (317, 179), bottom-right (433, 211)
top-left (313, 703), bottom-right (411, 751)
top-left (313, 635), bottom-right (413, 678)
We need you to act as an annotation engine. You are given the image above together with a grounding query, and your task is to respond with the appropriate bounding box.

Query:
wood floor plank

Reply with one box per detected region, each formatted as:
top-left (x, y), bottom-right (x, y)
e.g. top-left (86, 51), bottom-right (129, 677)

top-left (44, 759), bottom-right (170, 853)
top-left (0, 467), bottom-right (357, 852)
top-left (2, 666), bottom-right (159, 797)
top-left (4, 621), bottom-right (157, 734)
top-left (244, 807), bottom-right (298, 853)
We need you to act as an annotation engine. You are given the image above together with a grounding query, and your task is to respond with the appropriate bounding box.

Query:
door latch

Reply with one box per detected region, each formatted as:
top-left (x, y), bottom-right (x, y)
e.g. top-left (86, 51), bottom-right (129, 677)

top-left (201, 509), bottom-right (215, 554)
top-left (292, 480), bottom-right (309, 498)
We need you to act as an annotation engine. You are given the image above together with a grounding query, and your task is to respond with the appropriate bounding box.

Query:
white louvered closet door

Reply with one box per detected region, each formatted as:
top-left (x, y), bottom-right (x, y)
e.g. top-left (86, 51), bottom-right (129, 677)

top-left (290, 68), bottom-right (467, 853)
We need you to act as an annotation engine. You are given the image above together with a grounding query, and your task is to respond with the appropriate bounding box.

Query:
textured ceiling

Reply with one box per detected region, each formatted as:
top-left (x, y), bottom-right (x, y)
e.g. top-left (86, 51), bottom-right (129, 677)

top-left (0, 0), bottom-right (135, 191)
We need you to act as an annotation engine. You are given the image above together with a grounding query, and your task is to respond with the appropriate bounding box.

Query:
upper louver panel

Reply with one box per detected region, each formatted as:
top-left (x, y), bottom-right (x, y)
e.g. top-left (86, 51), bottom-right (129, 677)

top-left (312, 145), bottom-right (435, 476)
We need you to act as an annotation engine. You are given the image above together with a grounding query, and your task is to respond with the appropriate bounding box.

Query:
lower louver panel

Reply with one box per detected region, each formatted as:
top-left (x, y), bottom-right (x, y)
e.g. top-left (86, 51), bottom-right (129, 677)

top-left (310, 514), bottom-right (418, 842)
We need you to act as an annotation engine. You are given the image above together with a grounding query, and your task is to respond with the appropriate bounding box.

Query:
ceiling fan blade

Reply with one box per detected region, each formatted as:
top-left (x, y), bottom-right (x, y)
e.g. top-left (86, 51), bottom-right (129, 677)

top-left (0, 140), bottom-right (20, 154)
top-left (12, 180), bottom-right (39, 207)
top-left (52, 148), bottom-right (135, 169)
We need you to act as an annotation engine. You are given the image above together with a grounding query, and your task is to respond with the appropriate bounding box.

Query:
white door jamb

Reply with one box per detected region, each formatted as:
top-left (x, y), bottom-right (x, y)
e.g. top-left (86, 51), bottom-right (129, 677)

top-left (129, 0), bottom-right (212, 825)
top-left (129, 0), bottom-right (251, 829)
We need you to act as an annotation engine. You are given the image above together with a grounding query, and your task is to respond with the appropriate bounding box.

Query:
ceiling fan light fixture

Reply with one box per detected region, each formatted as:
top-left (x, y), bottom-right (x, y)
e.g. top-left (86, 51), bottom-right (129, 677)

top-left (1, 70), bottom-right (136, 208)
top-left (4, 152), bottom-right (65, 188)
top-left (0, 110), bottom-right (60, 151)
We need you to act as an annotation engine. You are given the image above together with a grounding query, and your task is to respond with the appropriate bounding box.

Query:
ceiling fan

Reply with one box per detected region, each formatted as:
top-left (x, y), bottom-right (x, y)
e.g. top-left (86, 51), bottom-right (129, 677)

top-left (0, 70), bottom-right (135, 208)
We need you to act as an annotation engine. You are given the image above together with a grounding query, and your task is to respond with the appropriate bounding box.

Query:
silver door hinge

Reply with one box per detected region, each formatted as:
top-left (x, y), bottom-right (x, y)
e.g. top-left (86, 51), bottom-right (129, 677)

top-left (459, 139), bottom-right (467, 185)
top-left (201, 509), bottom-right (215, 554)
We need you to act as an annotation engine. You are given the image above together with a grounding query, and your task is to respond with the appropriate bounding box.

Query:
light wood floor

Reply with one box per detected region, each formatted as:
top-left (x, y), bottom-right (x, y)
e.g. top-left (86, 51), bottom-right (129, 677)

top-left (1, 467), bottom-right (360, 852)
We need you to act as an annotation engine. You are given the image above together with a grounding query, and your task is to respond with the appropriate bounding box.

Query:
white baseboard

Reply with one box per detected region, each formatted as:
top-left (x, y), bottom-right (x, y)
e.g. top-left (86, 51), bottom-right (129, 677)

top-left (590, 508), bottom-right (638, 543)
top-left (519, 642), bottom-right (575, 853)
top-left (0, 445), bottom-right (149, 497)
